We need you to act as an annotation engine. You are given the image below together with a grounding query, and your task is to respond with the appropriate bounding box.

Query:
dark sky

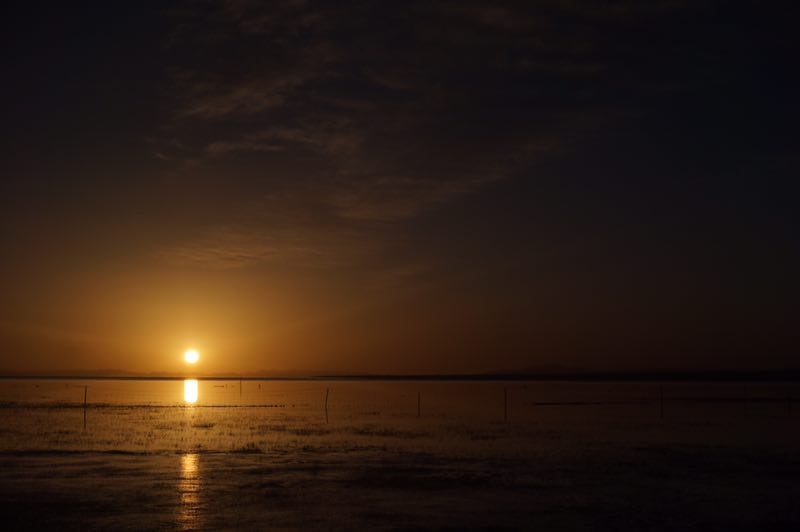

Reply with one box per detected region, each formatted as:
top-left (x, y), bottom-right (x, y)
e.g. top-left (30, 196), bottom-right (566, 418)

top-left (1, 1), bottom-right (798, 374)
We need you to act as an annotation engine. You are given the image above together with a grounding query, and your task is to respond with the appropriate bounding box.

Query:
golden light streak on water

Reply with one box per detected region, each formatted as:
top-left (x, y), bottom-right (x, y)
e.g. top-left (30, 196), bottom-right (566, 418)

top-left (184, 379), bottom-right (198, 404)
top-left (178, 453), bottom-right (202, 529)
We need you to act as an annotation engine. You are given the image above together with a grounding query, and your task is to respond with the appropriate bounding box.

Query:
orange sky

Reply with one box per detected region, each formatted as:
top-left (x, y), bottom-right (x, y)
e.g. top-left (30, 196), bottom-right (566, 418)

top-left (1, 2), bottom-right (798, 375)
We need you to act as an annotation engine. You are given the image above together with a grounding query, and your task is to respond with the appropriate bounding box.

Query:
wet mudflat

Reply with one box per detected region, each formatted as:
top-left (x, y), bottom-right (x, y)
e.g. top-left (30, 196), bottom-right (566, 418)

top-left (1, 380), bottom-right (799, 530)
top-left (2, 442), bottom-right (799, 531)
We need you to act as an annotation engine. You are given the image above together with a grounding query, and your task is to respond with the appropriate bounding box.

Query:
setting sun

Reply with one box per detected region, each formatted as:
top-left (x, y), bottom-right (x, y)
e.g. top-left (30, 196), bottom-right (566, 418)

top-left (183, 349), bottom-right (199, 364)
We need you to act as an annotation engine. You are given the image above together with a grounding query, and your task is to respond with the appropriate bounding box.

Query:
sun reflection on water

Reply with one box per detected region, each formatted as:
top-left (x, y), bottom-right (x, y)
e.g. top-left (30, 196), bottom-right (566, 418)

top-left (178, 453), bottom-right (202, 529)
top-left (184, 379), bottom-right (198, 404)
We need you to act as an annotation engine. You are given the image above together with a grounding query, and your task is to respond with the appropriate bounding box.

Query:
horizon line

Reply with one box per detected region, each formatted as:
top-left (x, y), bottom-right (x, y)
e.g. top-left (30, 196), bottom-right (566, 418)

top-left (2, 369), bottom-right (800, 382)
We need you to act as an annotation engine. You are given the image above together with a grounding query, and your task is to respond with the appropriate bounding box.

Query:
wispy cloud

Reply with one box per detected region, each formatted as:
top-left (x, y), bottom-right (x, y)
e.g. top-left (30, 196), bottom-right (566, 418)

top-left (181, 74), bottom-right (310, 118)
top-left (207, 123), bottom-right (363, 157)
top-left (155, 0), bottom-right (697, 269)
top-left (160, 221), bottom-right (380, 270)
top-left (328, 174), bottom-right (504, 221)
top-left (205, 139), bottom-right (285, 156)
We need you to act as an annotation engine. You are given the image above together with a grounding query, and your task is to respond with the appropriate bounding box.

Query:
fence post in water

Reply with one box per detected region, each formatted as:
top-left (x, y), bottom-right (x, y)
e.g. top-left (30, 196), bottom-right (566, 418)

top-left (504, 387), bottom-right (508, 422)
top-left (324, 388), bottom-right (330, 423)
top-left (787, 387), bottom-right (792, 416)
top-left (743, 384), bottom-right (748, 414)
top-left (83, 385), bottom-right (87, 430)
top-left (240, 379), bottom-right (242, 400)
top-left (659, 384), bottom-right (664, 420)
top-left (417, 392), bottom-right (421, 418)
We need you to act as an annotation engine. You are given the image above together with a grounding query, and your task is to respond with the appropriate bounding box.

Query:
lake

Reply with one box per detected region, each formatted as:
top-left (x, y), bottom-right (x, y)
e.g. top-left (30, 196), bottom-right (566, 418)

top-left (1, 379), bottom-right (798, 530)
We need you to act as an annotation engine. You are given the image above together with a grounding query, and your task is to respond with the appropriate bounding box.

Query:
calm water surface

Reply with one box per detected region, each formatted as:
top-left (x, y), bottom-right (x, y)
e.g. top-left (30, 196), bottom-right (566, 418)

top-left (1, 379), bottom-right (799, 530)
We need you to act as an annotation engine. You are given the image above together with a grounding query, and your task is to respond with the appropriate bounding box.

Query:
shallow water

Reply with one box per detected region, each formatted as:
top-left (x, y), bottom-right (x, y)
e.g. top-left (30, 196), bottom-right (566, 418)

top-left (1, 379), bottom-right (799, 530)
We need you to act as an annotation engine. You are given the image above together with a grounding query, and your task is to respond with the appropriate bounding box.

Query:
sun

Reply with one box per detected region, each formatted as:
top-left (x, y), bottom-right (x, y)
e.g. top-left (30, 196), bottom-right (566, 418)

top-left (184, 349), bottom-right (200, 364)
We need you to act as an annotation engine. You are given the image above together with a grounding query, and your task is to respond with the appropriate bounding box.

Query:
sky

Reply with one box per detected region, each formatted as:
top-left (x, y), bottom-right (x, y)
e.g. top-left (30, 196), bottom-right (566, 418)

top-left (1, 1), bottom-right (798, 375)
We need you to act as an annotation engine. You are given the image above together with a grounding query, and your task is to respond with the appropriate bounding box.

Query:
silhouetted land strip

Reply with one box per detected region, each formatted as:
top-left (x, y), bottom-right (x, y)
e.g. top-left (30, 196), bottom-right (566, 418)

top-left (317, 370), bottom-right (800, 382)
top-left (2, 370), bottom-right (800, 381)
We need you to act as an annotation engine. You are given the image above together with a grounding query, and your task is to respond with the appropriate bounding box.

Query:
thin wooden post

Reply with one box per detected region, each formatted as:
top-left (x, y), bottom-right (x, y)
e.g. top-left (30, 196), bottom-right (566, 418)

top-left (83, 385), bottom-right (87, 430)
top-left (743, 384), bottom-right (748, 414)
top-left (240, 379), bottom-right (242, 399)
top-left (417, 392), bottom-right (421, 418)
top-left (787, 386), bottom-right (792, 416)
top-left (659, 384), bottom-right (664, 419)
top-left (504, 387), bottom-right (508, 422)
top-left (324, 388), bottom-right (330, 423)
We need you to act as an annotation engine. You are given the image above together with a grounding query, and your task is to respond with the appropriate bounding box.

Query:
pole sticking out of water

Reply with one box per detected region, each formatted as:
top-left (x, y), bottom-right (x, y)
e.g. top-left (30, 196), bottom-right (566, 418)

top-left (659, 384), bottom-right (664, 420)
top-left (240, 379), bottom-right (242, 400)
top-left (83, 385), bottom-right (87, 431)
top-left (504, 387), bottom-right (508, 422)
top-left (417, 392), bottom-right (421, 418)
top-left (787, 387), bottom-right (792, 416)
top-left (324, 388), bottom-right (330, 423)
top-left (743, 384), bottom-right (748, 414)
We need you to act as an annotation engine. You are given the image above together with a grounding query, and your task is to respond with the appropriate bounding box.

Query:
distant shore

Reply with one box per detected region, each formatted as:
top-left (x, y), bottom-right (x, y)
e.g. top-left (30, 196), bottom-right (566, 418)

top-left (2, 370), bottom-right (800, 382)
